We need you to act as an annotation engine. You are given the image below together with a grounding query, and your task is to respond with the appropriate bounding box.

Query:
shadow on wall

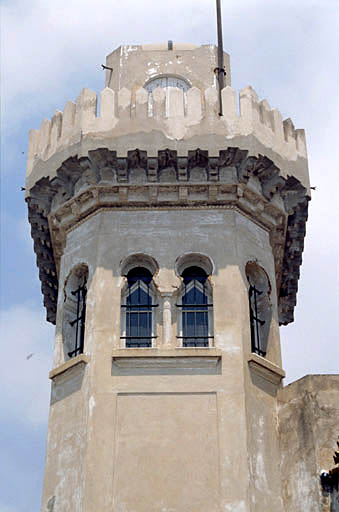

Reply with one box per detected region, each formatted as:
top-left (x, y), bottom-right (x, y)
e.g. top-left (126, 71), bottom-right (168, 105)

top-left (249, 369), bottom-right (278, 398)
top-left (50, 363), bottom-right (86, 405)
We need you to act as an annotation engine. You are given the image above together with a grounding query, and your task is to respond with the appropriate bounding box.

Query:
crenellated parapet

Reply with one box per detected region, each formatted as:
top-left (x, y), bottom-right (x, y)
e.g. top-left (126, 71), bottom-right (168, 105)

top-left (27, 147), bottom-right (308, 326)
top-left (25, 43), bottom-right (311, 329)
top-left (26, 84), bottom-right (309, 193)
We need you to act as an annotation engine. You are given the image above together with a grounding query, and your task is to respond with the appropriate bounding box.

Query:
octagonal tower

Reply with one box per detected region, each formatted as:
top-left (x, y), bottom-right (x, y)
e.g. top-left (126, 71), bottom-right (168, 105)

top-left (26, 43), bottom-right (309, 512)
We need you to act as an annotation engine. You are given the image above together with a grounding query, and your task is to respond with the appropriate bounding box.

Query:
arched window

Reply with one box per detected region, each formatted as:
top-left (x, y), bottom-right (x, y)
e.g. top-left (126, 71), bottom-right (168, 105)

top-left (63, 265), bottom-right (88, 359)
top-left (121, 267), bottom-right (157, 348)
top-left (246, 262), bottom-right (272, 357)
top-left (177, 266), bottom-right (213, 347)
top-left (144, 74), bottom-right (191, 116)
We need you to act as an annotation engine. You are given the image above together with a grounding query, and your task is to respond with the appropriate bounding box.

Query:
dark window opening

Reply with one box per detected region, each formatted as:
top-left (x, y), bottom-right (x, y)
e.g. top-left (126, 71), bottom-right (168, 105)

top-left (68, 279), bottom-right (87, 358)
top-left (121, 267), bottom-right (157, 348)
top-left (246, 261), bottom-right (272, 358)
top-left (249, 285), bottom-right (266, 357)
top-left (177, 266), bottom-right (213, 347)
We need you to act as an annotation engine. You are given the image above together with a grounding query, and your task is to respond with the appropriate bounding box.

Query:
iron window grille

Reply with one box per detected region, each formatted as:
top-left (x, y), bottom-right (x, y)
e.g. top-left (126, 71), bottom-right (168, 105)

top-left (249, 285), bottom-right (266, 357)
top-left (68, 280), bottom-right (87, 358)
top-left (121, 267), bottom-right (157, 348)
top-left (176, 267), bottom-right (213, 347)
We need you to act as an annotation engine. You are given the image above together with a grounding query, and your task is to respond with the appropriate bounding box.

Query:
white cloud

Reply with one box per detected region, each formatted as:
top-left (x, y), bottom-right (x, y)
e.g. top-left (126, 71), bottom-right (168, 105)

top-left (0, 305), bottom-right (54, 426)
top-left (2, 0), bottom-right (337, 128)
top-left (0, 505), bottom-right (18, 512)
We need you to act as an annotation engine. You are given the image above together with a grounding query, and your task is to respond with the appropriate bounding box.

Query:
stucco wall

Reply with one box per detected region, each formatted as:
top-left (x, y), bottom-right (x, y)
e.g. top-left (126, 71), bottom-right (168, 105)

top-left (278, 375), bottom-right (339, 512)
top-left (42, 207), bottom-right (285, 511)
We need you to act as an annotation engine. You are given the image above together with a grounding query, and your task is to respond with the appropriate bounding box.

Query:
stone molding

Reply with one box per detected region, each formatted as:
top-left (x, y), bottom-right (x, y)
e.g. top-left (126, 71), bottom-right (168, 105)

top-left (248, 353), bottom-right (286, 385)
top-left (49, 353), bottom-right (90, 380)
top-left (112, 348), bottom-right (222, 358)
top-left (112, 348), bottom-right (222, 375)
top-left (27, 84), bottom-right (308, 184)
top-left (27, 147), bottom-right (308, 326)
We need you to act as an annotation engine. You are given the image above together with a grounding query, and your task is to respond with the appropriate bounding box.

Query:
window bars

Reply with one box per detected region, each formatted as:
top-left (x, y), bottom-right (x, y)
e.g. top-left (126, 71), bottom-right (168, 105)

top-left (249, 285), bottom-right (266, 357)
top-left (177, 267), bottom-right (213, 347)
top-left (68, 280), bottom-right (87, 358)
top-left (121, 268), bottom-right (157, 348)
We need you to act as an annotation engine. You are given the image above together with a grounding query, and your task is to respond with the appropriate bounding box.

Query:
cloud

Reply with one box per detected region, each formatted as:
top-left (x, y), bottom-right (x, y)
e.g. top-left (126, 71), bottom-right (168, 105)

top-left (2, 0), bottom-right (337, 128)
top-left (0, 305), bottom-right (54, 426)
top-left (0, 506), bottom-right (18, 512)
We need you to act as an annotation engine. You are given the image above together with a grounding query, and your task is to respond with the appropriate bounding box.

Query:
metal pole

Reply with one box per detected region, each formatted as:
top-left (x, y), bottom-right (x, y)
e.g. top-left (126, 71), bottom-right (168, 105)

top-left (216, 0), bottom-right (225, 116)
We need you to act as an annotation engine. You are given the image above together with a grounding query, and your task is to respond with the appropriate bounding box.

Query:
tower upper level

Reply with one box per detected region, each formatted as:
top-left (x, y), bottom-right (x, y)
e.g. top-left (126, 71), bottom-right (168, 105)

top-left (26, 44), bottom-right (309, 193)
top-left (25, 43), bottom-right (310, 328)
top-left (104, 43), bottom-right (231, 92)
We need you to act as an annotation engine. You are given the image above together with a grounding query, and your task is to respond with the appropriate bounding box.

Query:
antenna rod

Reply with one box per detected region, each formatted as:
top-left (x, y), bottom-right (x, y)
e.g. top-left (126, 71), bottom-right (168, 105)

top-left (216, 0), bottom-right (225, 116)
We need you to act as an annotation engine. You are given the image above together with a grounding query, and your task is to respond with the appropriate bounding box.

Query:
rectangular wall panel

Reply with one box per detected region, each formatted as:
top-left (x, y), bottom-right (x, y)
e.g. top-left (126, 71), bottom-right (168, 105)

top-left (112, 392), bottom-right (219, 512)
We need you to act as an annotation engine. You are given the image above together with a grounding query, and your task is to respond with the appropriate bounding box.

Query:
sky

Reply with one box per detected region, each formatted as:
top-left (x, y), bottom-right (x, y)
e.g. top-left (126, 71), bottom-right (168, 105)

top-left (1, 0), bottom-right (338, 510)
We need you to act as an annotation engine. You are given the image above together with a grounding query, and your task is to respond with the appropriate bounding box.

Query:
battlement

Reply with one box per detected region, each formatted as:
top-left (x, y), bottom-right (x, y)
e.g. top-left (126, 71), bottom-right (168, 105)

top-left (26, 83), bottom-right (309, 192)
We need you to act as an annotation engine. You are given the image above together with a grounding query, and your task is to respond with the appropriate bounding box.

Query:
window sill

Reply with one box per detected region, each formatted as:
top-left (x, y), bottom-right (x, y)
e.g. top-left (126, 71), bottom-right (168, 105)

top-left (113, 347), bottom-right (221, 358)
top-left (49, 354), bottom-right (90, 380)
top-left (248, 353), bottom-right (285, 385)
top-left (112, 348), bottom-right (221, 374)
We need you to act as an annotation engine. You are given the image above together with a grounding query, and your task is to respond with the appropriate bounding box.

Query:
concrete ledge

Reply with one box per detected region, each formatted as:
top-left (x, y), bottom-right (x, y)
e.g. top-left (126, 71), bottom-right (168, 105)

top-left (49, 354), bottom-right (90, 380)
top-left (112, 348), bottom-right (221, 358)
top-left (112, 349), bottom-right (222, 375)
top-left (248, 353), bottom-right (285, 385)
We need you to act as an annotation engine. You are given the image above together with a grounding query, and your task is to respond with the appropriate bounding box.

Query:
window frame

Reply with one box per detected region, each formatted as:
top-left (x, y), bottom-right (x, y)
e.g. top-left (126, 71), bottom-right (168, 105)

top-left (144, 74), bottom-right (192, 117)
top-left (62, 264), bottom-right (88, 361)
top-left (248, 284), bottom-right (267, 357)
top-left (176, 266), bottom-right (214, 348)
top-left (120, 267), bottom-right (158, 348)
top-left (245, 262), bottom-right (272, 358)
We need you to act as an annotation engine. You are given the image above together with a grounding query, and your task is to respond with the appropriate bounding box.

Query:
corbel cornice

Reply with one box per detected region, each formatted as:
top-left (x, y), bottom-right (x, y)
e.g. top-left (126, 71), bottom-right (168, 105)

top-left (26, 147), bottom-right (308, 325)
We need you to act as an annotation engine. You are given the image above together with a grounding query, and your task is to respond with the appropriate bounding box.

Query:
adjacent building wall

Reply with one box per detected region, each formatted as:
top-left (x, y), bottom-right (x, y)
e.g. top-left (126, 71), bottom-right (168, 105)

top-left (278, 375), bottom-right (339, 512)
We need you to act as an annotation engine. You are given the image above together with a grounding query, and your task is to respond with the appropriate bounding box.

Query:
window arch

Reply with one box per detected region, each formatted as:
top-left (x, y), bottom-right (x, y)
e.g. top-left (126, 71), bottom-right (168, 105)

top-left (121, 267), bottom-right (158, 348)
top-left (177, 266), bottom-right (213, 347)
top-left (246, 262), bottom-right (272, 357)
top-left (144, 75), bottom-right (191, 94)
top-left (62, 264), bottom-right (88, 359)
top-left (144, 74), bottom-right (191, 116)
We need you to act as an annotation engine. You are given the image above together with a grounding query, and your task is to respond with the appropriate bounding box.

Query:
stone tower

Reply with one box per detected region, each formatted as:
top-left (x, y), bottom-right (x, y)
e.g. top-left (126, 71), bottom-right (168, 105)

top-left (27, 43), bottom-right (311, 511)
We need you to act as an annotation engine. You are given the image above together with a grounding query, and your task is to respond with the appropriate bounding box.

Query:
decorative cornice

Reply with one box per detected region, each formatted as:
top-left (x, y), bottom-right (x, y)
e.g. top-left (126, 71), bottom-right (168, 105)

top-left (26, 147), bottom-right (308, 326)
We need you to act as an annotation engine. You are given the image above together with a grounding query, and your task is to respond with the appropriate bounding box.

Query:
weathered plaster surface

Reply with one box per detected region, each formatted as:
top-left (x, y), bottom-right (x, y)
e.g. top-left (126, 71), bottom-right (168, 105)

top-left (278, 375), bottom-right (339, 512)
top-left (41, 207), bottom-right (285, 511)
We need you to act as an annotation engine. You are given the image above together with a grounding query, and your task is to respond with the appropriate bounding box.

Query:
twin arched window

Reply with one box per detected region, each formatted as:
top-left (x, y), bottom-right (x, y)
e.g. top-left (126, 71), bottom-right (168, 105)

top-left (120, 263), bottom-right (213, 349)
top-left (62, 260), bottom-right (271, 357)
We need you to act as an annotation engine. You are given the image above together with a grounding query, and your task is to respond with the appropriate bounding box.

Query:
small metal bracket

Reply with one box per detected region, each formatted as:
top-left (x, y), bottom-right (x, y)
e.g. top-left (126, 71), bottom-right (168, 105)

top-left (214, 67), bottom-right (226, 76)
top-left (101, 64), bottom-right (113, 71)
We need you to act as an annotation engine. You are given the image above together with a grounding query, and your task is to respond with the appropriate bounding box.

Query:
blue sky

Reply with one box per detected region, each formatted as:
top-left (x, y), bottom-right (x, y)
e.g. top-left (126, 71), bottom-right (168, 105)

top-left (1, 1), bottom-right (338, 510)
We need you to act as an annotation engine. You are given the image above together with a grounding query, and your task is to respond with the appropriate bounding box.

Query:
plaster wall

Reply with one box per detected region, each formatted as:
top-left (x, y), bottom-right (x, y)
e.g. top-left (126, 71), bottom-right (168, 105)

top-left (278, 375), bottom-right (339, 512)
top-left (43, 207), bottom-right (285, 511)
top-left (42, 363), bottom-right (89, 512)
top-left (105, 43), bottom-right (231, 91)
